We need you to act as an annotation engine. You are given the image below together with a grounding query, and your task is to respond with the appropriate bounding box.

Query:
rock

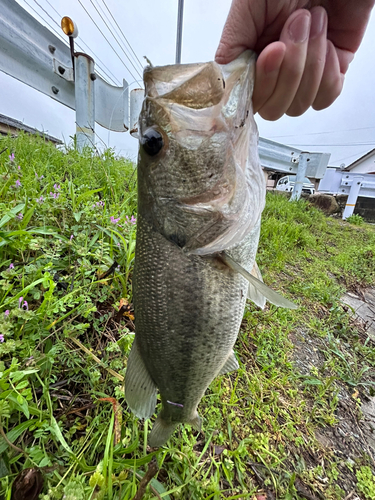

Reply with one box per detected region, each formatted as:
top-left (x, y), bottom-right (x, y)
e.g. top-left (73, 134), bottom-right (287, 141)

top-left (341, 291), bottom-right (375, 341)
top-left (309, 193), bottom-right (340, 214)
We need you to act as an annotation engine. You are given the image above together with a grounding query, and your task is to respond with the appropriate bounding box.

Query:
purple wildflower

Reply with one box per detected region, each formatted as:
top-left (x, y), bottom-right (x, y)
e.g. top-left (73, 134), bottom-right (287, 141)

top-left (9, 153), bottom-right (15, 162)
top-left (17, 165), bottom-right (21, 170)
top-left (36, 196), bottom-right (44, 204)
top-left (22, 301), bottom-right (28, 311)
top-left (70, 235), bottom-right (74, 240)
top-left (117, 242), bottom-right (121, 248)
top-left (53, 184), bottom-right (61, 191)
top-left (15, 179), bottom-right (21, 187)
top-left (130, 216), bottom-right (137, 225)
top-left (110, 216), bottom-right (120, 224)
top-left (17, 213), bottom-right (23, 220)
top-left (0, 334), bottom-right (4, 343)
top-left (4, 310), bottom-right (10, 318)
top-left (18, 296), bottom-right (23, 308)
top-left (9, 263), bottom-right (14, 269)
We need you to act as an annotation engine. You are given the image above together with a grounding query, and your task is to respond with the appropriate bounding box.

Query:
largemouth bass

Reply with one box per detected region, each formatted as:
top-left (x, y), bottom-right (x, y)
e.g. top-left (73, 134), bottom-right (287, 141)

top-left (125, 51), bottom-right (295, 447)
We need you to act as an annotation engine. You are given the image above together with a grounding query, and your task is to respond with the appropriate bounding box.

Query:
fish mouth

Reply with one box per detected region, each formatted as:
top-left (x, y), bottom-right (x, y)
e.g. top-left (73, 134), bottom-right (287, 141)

top-left (143, 61), bottom-right (225, 108)
top-left (140, 51), bottom-right (257, 148)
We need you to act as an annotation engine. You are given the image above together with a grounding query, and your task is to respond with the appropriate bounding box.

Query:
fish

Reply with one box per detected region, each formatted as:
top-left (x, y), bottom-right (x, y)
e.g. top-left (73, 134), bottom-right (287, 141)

top-left (125, 51), bottom-right (296, 447)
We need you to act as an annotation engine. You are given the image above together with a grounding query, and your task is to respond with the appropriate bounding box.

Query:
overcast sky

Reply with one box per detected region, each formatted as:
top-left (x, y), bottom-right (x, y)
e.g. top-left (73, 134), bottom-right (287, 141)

top-left (1, 0), bottom-right (374, 166)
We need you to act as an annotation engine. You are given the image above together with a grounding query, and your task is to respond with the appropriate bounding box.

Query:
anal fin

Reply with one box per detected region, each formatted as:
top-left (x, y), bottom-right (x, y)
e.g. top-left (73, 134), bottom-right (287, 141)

top-left (219, 351), bottom-right (239, 375)
top-left (247, 262), bottom-right (266, 309)
top-left (221, 252), bottom-right (297, 309)
top-left (125, 338), bottom-right (157, 419)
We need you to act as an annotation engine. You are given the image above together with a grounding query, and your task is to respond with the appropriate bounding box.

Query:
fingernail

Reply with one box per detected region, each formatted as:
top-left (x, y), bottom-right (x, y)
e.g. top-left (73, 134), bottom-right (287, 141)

top-left (310, 8), bottom-right (326, 39)
top-left (288, 11), bottom-right (311, 43)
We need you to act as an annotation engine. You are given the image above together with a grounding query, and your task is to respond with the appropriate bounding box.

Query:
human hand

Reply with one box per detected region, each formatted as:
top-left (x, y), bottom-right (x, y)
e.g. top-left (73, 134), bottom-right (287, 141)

top-left (215, 0), bottom-right (375, 120)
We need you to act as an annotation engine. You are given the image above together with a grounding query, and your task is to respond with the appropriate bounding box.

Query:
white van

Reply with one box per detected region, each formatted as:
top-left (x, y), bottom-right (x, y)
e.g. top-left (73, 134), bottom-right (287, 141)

top-left (276, 175), bottom-right (315, 195)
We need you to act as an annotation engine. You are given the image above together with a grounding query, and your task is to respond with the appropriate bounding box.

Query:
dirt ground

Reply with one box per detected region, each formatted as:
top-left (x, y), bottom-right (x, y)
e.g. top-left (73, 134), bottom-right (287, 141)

top-left (290, 288), bottom-right (375, 497)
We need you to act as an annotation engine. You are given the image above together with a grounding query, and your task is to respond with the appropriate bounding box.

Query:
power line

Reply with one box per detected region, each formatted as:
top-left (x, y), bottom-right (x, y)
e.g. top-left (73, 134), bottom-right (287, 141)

top-left (285, 142), bottom-right (375, 147)
top-left (87, 0), bottom-right (143, 79)
top-left (101, 0), bottom-right (144, 70)
top-left (91, 0), bottom-right (143, 74)
top-left (333, 149), bottom-right (374, 165)
top-left (268, 125), bottom-right (375, 139)
top-left (77, 0), bottom-right (142, 83)
top-left (32, 0), bottom-right (122, 86)
top-left (23, 0), bottom-right (68, 45)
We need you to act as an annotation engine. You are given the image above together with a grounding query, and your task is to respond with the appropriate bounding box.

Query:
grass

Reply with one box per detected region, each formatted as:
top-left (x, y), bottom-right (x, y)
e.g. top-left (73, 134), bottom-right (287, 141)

top-left (1, 133), bottom-right (375, 499)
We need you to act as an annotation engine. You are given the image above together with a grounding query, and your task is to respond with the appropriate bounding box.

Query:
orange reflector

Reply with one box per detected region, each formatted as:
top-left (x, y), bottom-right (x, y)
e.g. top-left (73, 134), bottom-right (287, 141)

top-left (61, 17), bottom-right (78, 38)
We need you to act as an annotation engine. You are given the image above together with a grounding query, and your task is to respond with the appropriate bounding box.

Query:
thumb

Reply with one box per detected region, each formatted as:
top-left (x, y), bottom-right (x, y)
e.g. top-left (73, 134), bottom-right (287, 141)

top-left (215, 0), bottom-right (260, 63)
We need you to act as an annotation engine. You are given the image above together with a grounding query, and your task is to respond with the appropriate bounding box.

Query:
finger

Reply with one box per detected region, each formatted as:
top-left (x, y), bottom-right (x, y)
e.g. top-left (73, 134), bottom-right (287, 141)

top-left (312, 40), bottom-right (344, 111)
top-left (257, 10), bottom-right (311, 121)
top-left (286, 6), bottom-right (327, 116)
top-left (215, 0), bottom-right (263, 64)
top-left (252, 42), bottom-right (286, 114)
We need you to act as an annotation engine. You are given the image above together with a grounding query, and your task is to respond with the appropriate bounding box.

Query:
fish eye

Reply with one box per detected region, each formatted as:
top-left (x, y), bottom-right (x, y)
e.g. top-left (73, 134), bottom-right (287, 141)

top-left (141, 128), bottom-right (164, 156)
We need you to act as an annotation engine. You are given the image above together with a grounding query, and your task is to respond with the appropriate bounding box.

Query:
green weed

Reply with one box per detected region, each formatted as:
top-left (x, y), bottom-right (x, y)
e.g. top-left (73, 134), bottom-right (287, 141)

top-left (1, 135), bottom-right (375, 498)
top-left (346, 214), bottom-right (365, 226)
top-left (357, 466), bottom-right (375, 499)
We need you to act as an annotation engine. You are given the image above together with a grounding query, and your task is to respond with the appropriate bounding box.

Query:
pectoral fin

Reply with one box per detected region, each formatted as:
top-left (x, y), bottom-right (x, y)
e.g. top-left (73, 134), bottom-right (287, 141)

top-left (219, 351), bottom-right (239, 375)
top-left (125, 339), bottom-right (157, 419)
top-left (221, 252), bottom-right (297, 309)
top-left (247, 262), bottom-right (266, 310)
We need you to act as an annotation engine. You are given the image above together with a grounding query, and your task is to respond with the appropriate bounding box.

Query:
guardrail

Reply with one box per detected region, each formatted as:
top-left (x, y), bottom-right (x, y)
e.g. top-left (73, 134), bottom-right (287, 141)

top-left (0, 0), bottom-right (332, 184)
top-left (0, 0), bottom-right (131, 149)
top-left (319, 169), bottom-right (375, 218)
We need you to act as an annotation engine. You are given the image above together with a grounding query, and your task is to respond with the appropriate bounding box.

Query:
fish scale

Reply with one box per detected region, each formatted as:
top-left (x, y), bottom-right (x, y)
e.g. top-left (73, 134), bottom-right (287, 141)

top-left (134, 216), bottom-right (247, 420)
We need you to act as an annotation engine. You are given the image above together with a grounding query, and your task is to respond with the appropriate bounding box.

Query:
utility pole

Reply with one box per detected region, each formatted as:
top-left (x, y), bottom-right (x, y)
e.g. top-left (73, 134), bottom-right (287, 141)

top-left (175, 0), bottom-right (184, 63)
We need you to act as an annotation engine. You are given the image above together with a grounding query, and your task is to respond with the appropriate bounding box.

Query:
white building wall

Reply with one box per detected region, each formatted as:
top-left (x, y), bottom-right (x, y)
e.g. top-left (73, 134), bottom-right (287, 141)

top-left (348, 153), bottom-right (375, 174)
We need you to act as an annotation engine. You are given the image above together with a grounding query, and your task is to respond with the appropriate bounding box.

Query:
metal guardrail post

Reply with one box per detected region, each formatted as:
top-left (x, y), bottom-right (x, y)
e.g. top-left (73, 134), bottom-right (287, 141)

top-left (75, 53), bottom-right (95, 151)
top-left (129, 88), bottom-right (144, 137)
top-left (290, 152), bottom-right (309, 201)
top-left (342, 176), bottom-right (364, 219)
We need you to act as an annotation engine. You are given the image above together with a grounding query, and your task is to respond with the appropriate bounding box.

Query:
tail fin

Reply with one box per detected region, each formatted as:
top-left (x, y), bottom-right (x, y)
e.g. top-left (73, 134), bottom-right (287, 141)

top-left (149, 415), bottom-right (177, 448)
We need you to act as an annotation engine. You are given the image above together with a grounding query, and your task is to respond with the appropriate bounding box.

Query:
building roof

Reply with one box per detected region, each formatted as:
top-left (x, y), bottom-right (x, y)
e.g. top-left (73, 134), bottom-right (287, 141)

top-left (0, 114), bottom-right (62, 144)
top-left (344, 147), bottom-right (375, 171)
